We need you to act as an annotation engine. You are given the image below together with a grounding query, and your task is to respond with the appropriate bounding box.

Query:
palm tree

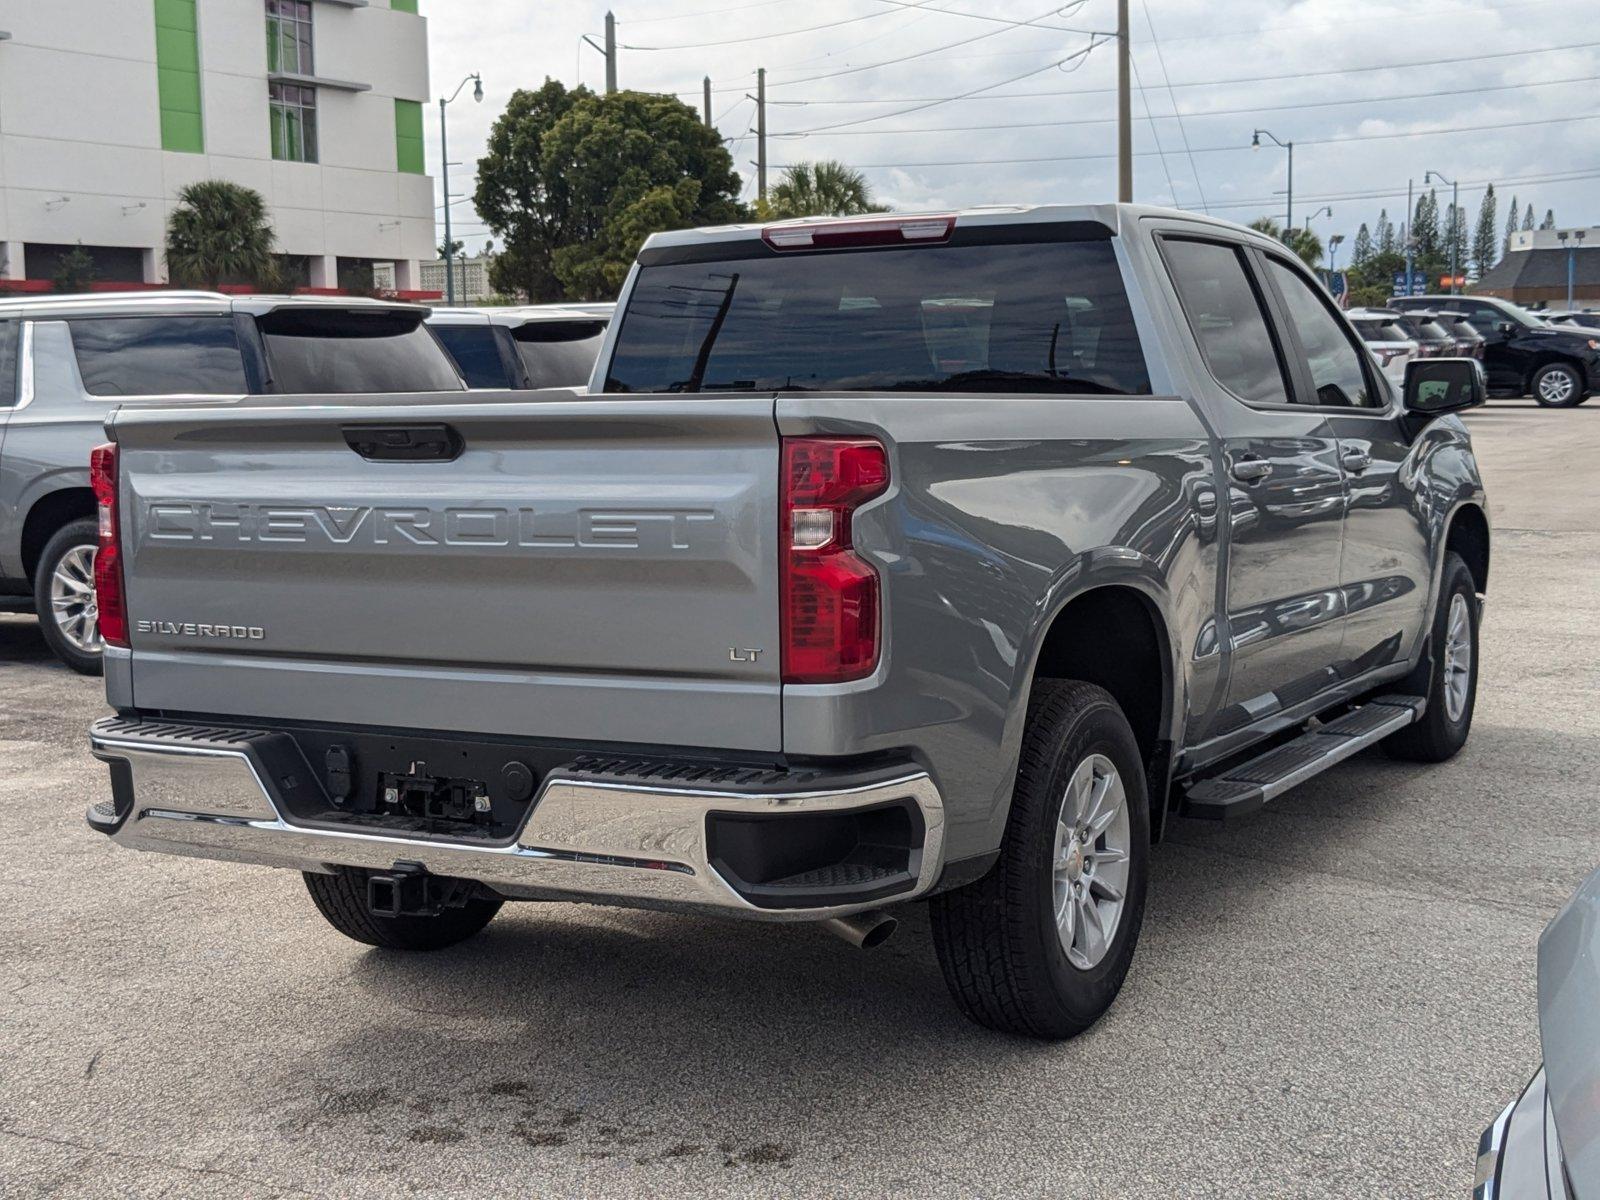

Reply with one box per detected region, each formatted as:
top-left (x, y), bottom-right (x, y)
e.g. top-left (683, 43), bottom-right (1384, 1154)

top-left (165, 181), bottom-right (277, 290)
top-left (768, 161), bottom-right (887, 219)
top-left (1248, 216), bottom-right (1322, 269)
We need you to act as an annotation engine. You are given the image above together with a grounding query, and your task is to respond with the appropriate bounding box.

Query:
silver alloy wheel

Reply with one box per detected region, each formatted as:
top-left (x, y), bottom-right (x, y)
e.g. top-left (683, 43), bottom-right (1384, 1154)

top-left (1537, 368), bottom-right (1576, 404)
top-left (50, 544), bottom-right (102, 655)
top-left (1052, 752), bottom-right (1132, 970)
top-left (1443, 591), bottom-right (1473, 722)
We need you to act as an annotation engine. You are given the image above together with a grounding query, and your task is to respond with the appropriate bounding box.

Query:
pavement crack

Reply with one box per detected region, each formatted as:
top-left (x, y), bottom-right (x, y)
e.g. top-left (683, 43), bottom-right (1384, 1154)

top-left (0, 1126), bottom-right (314, 1197)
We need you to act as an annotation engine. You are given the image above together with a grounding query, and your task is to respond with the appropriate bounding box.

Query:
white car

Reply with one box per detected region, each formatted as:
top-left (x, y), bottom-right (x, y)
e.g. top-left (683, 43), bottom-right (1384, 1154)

top-left (1347, 307), bottom-right (1421, 384)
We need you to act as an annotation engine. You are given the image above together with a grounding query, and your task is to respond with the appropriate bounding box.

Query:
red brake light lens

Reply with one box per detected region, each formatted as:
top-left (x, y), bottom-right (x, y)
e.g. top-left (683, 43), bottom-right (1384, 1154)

top-left (762, 215), bottom-right (955, 252)
top-left (89, 443), bottom-right (128, 648)
top-left (781, 438), bottom-right (889, 684)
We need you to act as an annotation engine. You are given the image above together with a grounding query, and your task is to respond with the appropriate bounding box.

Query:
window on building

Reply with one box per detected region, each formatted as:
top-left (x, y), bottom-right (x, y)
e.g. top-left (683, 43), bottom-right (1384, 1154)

top-left (269, 82), bottom-right (318, 163)
top-left (265, 0), bottom-right (313, 75)
top-left (68, 318), bottom-right (249, 397)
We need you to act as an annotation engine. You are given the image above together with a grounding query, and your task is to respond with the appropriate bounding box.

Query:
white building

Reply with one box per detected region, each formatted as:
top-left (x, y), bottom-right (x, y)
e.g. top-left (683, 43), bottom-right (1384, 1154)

top-left (1507, 227), bottom-right (1600, 254)
top-left (0, 0), bottom-right (436, 296)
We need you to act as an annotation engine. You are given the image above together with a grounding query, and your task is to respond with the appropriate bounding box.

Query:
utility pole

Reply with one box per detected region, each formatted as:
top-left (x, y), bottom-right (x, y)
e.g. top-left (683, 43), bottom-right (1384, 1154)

top-left (1405, 178), bottom-right (1415, 297)
top-left (703, 76), bottom-right (712, 128)
top-left (1251, 129), bottom-right (1292, 242)
top-left (756, 67), bottom-right (767, 204)
top-left (604, 11), bottom-right (617, 94)
top-left (1116, 0), bottom-right (1131, 202)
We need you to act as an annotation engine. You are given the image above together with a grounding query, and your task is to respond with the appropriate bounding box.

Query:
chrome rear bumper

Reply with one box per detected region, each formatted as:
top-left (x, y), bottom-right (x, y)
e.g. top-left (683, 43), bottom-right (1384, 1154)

top-left (87, 718), bottom-right (945, 922)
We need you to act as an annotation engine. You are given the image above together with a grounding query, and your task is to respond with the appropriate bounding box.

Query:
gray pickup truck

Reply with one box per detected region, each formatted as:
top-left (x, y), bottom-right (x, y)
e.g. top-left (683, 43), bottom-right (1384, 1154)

top-left (85, 205), bottom-right (1491, 1039)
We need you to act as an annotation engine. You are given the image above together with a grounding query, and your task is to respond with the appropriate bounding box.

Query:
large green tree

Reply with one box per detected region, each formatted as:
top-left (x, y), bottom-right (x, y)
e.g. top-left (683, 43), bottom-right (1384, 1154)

top-left (769, 161), bottom-right (887, 219)
top-left (475, 82), bottom-right (744, 302)
top-left (473, 80), bottom-right (590, 303)
top-left (165, 180), bottom-right (276, 289)
top-left (1351, 222), bottom-right (1373, 268)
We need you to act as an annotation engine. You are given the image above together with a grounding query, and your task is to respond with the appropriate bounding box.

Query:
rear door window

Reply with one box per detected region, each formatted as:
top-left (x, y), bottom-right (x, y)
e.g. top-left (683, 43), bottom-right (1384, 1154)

top-left (605, 237), bottom-right (1149, 395)
top-left (67, 316), bottom-right (248, 396)
top-left (258, 309), bottom-right (464, 394)
top-left (0, 320), bottom-right (17, 406)
top-left (1262, 258), bottom-right (1379, 409)
top-left (513, 320), bottom-right (608, 388)
top-left (431, 323), bottom-right (513, 389)
top-left (1160, 238), bottom-right (1290, 406)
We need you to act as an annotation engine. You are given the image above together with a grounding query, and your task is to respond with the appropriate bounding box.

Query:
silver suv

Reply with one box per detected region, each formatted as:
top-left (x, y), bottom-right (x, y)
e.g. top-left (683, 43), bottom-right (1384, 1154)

top-left (426, 304), bottom-right (613, 390)
top-left (0, 292), bottom-right (463, 673)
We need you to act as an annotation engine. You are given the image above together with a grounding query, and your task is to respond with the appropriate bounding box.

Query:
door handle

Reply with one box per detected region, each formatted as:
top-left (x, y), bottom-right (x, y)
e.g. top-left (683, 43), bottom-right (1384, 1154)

top-left (1340, 445), bottom-right (1372, 474)
top-left (1229, 456), bottom-right (1272, 484)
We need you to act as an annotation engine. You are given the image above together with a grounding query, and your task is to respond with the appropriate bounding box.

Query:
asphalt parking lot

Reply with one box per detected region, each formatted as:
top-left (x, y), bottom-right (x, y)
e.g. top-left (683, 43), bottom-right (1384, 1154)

top-left (2, 399), bottom-right (1596, 1199)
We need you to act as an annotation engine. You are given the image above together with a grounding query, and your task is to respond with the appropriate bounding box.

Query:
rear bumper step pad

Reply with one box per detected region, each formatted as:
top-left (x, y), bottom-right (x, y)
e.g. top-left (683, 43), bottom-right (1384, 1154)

top-left (1180, 695), bottom-right (1424, 820)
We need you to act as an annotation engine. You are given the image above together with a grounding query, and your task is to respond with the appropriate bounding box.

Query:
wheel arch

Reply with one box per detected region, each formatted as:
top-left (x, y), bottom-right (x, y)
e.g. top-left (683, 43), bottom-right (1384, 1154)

top-left (21, 485), bottom-right (95, 584)
top-left (1444, 501), bottom-right (1490, 593)
top-left (1024, 581), bottom-right (1178, 841)
top-left (1525, 353), bottom-right (1586, 393)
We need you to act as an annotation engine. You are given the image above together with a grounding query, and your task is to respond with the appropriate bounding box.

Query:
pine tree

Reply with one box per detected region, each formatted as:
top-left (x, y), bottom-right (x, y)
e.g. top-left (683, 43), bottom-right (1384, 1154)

top-left (1375, 209), bottom-right (1395, 255)
top-left (1540, 208), bottom-right (1556, 230)
top-left (1473, 184), bottom-right (1498, 276)
top-left (1352, 223), bottom-right (1373, 267)
top-left (1503, 193), bottom-right (1519, 252)
top-left (1523, 203), bottom-right (1535, 231)
top-left (1414, 189), bottom-right (1441, 266)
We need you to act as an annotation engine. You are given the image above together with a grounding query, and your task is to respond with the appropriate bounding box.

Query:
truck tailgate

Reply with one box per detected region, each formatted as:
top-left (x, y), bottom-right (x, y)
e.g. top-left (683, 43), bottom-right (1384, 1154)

top-left (112, 394), bottom-right (782, 751)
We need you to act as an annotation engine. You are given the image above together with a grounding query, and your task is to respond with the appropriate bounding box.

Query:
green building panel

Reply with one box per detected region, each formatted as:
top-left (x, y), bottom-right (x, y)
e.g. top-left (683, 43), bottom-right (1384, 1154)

top-left (395, 99), bottom-right (425, 174)
top-left (154, 0), bottom-right (203, 153)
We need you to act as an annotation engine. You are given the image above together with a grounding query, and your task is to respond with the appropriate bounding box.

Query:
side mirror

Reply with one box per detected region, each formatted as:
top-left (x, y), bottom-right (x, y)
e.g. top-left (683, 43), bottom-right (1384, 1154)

top-left (1404, 357), bottom-right (1486, 421)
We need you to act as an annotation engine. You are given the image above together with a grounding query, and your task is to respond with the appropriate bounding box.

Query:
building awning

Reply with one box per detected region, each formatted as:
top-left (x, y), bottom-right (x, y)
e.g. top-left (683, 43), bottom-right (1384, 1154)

top-left (269, 70), bottom-right (371, 93)
top-left (314, 0), bottom-right (369, 6)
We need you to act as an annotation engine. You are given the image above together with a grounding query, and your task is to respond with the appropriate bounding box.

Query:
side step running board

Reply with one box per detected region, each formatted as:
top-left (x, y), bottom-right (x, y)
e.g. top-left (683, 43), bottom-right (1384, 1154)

top-left (1180, 695), bottom-right (1425, 821)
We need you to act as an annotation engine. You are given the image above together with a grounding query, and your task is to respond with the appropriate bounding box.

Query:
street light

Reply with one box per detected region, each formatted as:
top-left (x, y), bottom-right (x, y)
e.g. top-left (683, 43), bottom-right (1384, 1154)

top-left (1252, 128), bottom-right (1293, 240)
top-left (1304, 205), bottom-right (1332, 242)
top-left (1327, 233), bottom-right (1346, 272)
top-left (439, 72), bottom-right (484, 306)
top-left (1424, 169), bottom-right (1460, 294)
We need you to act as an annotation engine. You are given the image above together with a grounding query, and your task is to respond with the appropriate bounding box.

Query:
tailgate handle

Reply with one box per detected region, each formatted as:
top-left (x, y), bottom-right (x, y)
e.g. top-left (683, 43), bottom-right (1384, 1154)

top-left (342, 424), bottom-right (463, 463)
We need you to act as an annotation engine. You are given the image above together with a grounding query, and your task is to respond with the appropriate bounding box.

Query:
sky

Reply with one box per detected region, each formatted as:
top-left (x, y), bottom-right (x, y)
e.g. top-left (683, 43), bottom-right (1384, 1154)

top-left (424, 0), bottom-right (1600, 267)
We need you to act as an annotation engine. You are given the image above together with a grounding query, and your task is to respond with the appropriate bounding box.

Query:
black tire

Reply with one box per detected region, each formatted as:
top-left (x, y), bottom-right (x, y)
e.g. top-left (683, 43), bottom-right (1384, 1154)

top-left (33, 518), bottom-right (104, 676)
top-left (303, 868), bottom-right (502, 951)
top-left (930, 681), bottom-right (1150, 1040)
top-left (1383, 551), bottom-right (1479, 763)
top-left (1530, 361), bottom-right (1585, 408)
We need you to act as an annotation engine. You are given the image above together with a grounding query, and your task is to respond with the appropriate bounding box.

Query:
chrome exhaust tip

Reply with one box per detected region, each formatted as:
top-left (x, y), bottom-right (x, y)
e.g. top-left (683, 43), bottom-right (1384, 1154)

top-left (820, 909), bottom-right (898, 950)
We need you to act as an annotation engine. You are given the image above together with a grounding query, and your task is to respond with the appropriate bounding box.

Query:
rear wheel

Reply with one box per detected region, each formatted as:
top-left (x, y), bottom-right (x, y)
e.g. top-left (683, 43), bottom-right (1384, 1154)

top-left (1384, 551), bottom-right (1479, 763)
top-left (1530, 362), bottom-right (1584, 408)
top-left (33, 518), bottom-right (104, 676)
top-left (930, 681), bottom-right (1149, 1040)
top-left (303, 868), bottom-right (503, 951)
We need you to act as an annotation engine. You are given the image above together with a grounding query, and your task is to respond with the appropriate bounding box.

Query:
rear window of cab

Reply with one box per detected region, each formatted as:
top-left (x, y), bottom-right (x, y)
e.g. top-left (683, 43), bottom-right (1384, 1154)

top-left (604, 235), bottom-right (1150, 396)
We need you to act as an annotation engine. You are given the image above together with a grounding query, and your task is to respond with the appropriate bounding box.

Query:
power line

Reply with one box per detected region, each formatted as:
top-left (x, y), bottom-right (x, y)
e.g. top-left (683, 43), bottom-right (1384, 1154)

top-left (781, 112), bottom-right (1600, 170)
top-left (1141, 0), bottom-right (1205, 214)
top-left (1206, 168), bottom-right (1600, 214)
top-left (765, 39), bottom-right (1600, 105)
top-left (622, 0), bottom-right (793, 26)
top-left (778, 39), bottom-right (1107, 136)
top-left (770, 71), bottom-right (1600, 136)
top-left (1129, 54), bottom-right (1179, 210)
top-left (621, 6), bottom-right (899, 50)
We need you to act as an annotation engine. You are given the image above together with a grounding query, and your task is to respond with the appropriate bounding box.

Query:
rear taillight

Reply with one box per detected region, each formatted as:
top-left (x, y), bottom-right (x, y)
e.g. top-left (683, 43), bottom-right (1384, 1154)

top-left (89, 443), bottom-right (128, 648)
top-left (780, 437), bottom-right (889, 684)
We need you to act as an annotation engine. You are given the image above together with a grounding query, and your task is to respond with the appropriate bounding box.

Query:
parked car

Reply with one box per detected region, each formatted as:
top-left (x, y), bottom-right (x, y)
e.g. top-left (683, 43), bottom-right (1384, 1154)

top-left (1390, 294), bottom-right (1600, 406)
top-left (1432, 310), bottom-right (1488, 359)
top-left (1393, 310), bottom-right (1459, 358)
top-left (426, 304), bottom-right (613, 391)
top-left (1474, 862), bottom-right (1599, 1199)
top-left (0, 292), bottom-right (463, 673)
top-left (86, 206), bottom-right (1491, 1039)
top-left (1347, 308), bottom-right (1421, 383)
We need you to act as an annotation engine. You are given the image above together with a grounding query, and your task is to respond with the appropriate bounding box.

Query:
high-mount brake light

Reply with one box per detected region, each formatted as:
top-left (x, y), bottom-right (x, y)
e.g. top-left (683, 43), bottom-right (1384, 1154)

top-left (762, 215), bottom-right (956, 252)
top-left (780, 438), bottom-right (890, 684)
top-left (89, 443), bottom-right (129, 648)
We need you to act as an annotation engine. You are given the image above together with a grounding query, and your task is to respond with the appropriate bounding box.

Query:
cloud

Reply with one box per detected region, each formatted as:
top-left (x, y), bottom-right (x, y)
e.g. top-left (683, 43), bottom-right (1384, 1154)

top-left (426, 0), bottom-right (1597, 257)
